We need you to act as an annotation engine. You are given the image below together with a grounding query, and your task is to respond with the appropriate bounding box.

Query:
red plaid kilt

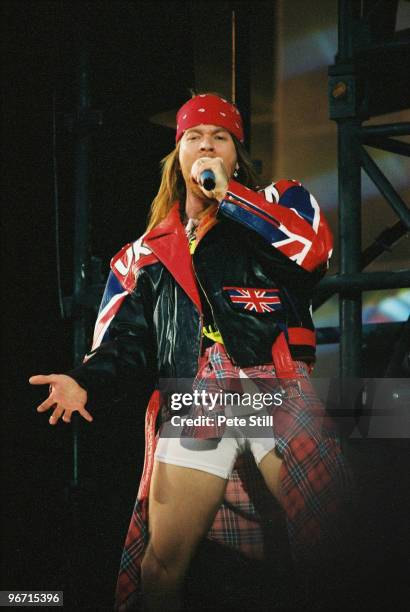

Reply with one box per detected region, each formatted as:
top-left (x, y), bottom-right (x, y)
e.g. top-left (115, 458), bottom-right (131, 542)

top-left (115, 344), bottom-right (352, 610)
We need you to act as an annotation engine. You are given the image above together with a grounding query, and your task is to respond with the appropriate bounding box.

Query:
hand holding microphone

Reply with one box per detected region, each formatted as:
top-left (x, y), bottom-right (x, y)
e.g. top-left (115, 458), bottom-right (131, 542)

top-left (191, 157), bottom-right (229, 201)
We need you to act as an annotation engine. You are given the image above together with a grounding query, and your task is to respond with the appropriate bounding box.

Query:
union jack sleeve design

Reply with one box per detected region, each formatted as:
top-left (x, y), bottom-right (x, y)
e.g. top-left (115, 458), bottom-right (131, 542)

top-left (263, 179), bottom-right (320, 232)
top-left (85, 236), bottom-right (158, 357)
top-left (223, 286), bottom-right (282, 313)
top-left (219, 179), bottom-right (333, 272)
top-left (88, 272), bottom-right (128, 353)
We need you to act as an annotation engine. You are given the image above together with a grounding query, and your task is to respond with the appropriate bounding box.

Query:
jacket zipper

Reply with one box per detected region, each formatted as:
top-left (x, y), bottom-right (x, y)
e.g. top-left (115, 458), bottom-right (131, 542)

top-left (189, 255), bottom-right (205, 368)
top-left (192, 259), bottom-right (208, 366)
top-left (197, 307), bottom-right (204, 370)
top-left (190, 218), bottom-right (234, 363)
top-left (192, 257), bottom-right (233, 362)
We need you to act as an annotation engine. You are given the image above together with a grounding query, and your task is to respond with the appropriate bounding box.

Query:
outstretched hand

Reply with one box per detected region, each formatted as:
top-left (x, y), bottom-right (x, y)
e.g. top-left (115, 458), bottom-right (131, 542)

top-left (29, 374), bottom-right (92, 425)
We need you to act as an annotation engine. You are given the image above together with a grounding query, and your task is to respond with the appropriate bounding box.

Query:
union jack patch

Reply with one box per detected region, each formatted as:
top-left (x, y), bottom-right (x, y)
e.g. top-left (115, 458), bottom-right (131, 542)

top-left (223, 286), bottom-right (282, 313)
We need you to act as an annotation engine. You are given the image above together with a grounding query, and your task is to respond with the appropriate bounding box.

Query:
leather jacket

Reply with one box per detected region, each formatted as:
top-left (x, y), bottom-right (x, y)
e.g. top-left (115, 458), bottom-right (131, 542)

top-left (69, 178), bottom-right (333, 409)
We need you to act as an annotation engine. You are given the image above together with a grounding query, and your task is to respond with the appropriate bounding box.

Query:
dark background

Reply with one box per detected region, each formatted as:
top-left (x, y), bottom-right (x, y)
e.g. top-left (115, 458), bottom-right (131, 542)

top-left (2, 1), bottom-right (409, 610)
top-left (2, 1), bottom-right (195, 607)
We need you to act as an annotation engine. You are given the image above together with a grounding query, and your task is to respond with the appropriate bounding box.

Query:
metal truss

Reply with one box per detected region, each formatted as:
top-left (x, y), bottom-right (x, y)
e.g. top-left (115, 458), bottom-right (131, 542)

top-left (314, 0), bottom-right (410, 378)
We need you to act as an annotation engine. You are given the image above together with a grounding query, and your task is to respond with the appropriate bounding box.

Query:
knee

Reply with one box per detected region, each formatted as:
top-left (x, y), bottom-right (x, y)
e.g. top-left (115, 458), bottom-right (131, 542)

top-left (141, 546), bottom-right (184, 589)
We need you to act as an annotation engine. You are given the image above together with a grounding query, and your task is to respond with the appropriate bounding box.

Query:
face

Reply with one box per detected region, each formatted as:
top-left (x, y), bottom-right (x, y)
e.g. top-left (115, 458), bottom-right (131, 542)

top-left (178, 124), bottom-right (237, 195)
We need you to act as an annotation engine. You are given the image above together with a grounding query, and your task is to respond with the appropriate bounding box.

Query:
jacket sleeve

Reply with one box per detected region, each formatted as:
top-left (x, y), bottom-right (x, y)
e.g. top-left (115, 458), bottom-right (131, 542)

top-left (67, 242), bottom-right (156, 411)
top-left (218, 178), bottom-right (333, 273)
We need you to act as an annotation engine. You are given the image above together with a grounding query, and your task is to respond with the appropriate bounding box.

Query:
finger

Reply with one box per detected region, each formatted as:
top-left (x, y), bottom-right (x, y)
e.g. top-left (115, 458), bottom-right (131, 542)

top-left (62, 411), bottom-right (72, 424)
top-left (191, 168), bottom-right (200, 184)
top-left (37, 396), bottom-right (56, 412)
top-left (49, 406), bottom-right (64, 425)
top-left (29, 374), bottom-right (58, 385)
top-left (78, 407), bottom-right (93, 423)
top-left (199, 184), bottom-right (215, 198)
top-left (191, 158), bottom-right (208, 182)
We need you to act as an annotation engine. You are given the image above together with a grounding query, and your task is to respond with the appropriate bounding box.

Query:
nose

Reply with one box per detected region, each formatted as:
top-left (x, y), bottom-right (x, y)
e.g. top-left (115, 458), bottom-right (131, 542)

top-left (199, 135), bottom-right (214, 151)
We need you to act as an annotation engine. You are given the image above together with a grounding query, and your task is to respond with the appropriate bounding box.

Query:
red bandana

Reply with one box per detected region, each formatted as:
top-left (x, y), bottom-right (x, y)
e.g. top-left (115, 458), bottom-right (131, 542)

top-left (176, 94), bottom-right (244, 143)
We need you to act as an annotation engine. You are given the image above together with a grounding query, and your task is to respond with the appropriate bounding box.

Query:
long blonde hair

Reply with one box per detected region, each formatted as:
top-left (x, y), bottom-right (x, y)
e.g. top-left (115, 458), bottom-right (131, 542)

top-left (146, 136), bottom-right (259, 232)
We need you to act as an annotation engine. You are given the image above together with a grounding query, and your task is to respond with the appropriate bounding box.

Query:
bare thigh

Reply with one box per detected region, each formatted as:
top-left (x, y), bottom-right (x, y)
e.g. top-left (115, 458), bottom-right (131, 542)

top-left (147, 460), bottom-right (228, 575)
top-left (257, 448), bottom-right (285, 503)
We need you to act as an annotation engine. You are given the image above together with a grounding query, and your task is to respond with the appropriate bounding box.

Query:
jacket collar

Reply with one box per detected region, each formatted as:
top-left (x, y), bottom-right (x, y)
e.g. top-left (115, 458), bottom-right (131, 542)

top-left (143, 203), bottom-right (206, 312)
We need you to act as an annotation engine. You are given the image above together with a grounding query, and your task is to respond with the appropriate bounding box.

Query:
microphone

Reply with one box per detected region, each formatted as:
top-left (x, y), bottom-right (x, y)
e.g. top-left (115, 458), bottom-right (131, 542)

top-left (200, 169), bottom-right (216, 191)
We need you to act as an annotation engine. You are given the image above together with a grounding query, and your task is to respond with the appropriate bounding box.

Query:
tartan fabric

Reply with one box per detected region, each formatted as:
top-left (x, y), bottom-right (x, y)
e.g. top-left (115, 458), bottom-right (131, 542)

top-left (206, 452), bottom-right (280, 559)
top-left (115, 391), bottom-right (162, 612)
top-left (179, 341), bottom-right (306, 439)
top-left (115, 344), bottom-right (351, 610)
top-left (273, 393), bottom-right (352, 563)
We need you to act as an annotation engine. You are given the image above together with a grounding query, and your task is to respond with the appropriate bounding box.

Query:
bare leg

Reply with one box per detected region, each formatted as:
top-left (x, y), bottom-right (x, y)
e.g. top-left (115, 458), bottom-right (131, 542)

top-left (141, 460), bottom-right (228, 612)
top-left (257, 448), bottom-right (284, 502)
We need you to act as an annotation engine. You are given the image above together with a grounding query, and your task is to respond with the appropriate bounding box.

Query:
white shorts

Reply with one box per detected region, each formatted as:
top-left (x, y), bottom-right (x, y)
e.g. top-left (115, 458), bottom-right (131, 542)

top-left (154, 414), bottom-right (276, 480)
